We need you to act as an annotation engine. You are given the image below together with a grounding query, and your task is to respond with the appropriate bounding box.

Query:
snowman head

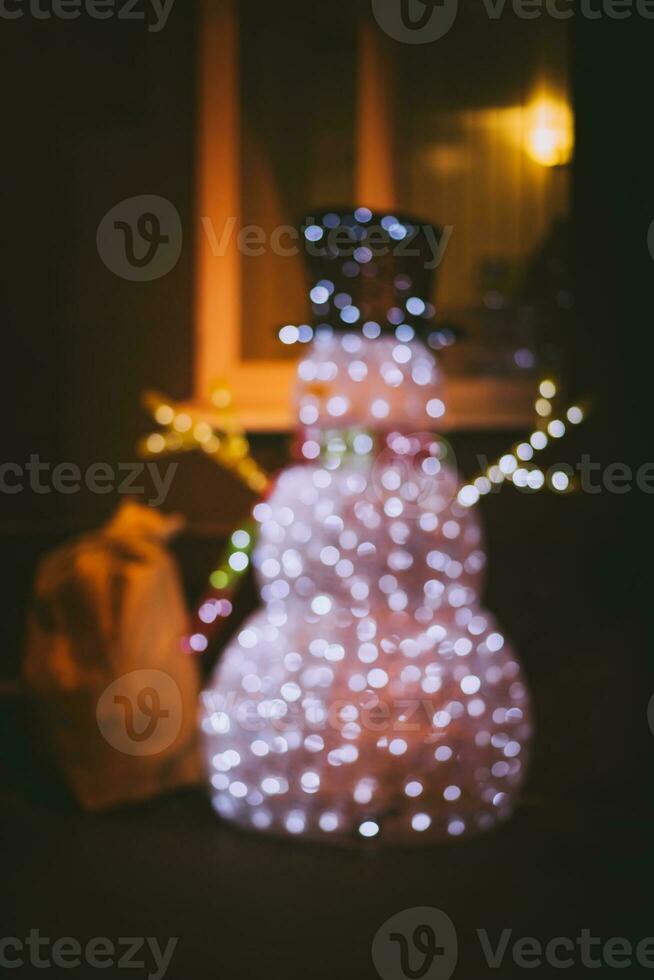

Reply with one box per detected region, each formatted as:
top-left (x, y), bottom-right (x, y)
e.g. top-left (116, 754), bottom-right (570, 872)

top-left (294, 330), bottom-right (445, 434)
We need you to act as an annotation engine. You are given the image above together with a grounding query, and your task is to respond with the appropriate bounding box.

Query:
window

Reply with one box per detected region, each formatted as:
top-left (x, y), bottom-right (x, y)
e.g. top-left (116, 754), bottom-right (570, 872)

top-left (194, 0), bottom-right (572, 429)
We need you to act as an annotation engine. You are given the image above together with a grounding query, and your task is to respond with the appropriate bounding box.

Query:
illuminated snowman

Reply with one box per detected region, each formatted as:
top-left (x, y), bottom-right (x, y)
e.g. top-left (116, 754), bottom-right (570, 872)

top-left (201, 210), bottom-right (532, 843)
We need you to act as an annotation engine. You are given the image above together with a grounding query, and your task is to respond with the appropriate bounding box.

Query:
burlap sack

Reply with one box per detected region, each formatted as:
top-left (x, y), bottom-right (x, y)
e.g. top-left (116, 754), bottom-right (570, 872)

top-left (23, 501), bottom-right (202, 810)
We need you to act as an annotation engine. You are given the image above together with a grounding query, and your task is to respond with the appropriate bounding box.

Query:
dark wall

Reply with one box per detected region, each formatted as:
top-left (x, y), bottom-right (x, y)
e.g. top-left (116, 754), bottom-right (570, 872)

top-left (3, 3), bottom-right (197, 497)
top-left (2, 2), bottom-right (200, 674)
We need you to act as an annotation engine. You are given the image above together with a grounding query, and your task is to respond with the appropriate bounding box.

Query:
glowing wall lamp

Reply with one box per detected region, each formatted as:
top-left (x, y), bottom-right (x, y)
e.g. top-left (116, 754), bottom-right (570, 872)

top-left (524, 96), bottom-right (573, 168)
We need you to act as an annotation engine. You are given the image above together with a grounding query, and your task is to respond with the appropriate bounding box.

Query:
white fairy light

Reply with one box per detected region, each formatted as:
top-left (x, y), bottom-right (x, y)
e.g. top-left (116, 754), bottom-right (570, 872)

top-left (551, 470), bottom-right (570, 492)
top-left (457, 485), bottom-right (479, 508)
top-left (279, 325), bottom-right (299, 345)
top-left (411, 813), bottom-right (432, 831)
top-left (499, 454), bottom-right (517, 475)
top-left (548, 419), bottom-right (566, 438)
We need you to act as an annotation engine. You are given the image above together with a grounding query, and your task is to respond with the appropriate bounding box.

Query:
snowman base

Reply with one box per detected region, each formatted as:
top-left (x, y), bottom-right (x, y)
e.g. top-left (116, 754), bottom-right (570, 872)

top-left (201, 604), bottom-right (531, 846)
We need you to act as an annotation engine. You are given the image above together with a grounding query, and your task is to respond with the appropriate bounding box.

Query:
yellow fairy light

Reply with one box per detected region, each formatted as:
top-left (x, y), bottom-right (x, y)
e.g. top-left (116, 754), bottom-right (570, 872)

top-left (173, 413), bottom-right (193, 433)
top-left (227, 435), bottom-right (249, 460)
top-left (139, 385), bottom-right (271, 495)
top-left (194, 421), bottom-right (213, 443)
top-left (202, 435), bottom-right (221, 454)
top-left (146, 433), bottom-right (165, 454)
top-left (539, 380), bottom-right (557, 399)
top-left (155, 404), bottom-right (175, 425)
top-left (535, 398), bottom-right (552, 417)
top-left (211, 386), bottom-right (232, 409)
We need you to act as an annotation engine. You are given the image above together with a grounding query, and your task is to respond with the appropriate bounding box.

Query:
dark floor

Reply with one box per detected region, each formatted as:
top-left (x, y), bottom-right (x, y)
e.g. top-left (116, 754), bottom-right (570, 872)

top-left (2, 484), bottom-right (653, 980)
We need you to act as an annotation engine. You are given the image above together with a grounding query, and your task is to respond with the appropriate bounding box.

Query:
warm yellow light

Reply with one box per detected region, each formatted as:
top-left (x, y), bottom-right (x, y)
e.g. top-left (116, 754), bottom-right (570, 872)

top-left (525, 97), bottom-right (573, 168)
top-left (211, 386), bottom-right (232, 409)
top-left (203, 435), bottom-right (222, 454)
top-left (155, 404), bottom-right (175, 425)
top-left (194, 421), bottom-right (213, 443)
top-left (173, 412), bottom-right (193, 433)
top-left (146, 433), bottom-right (165, 454)
top-left (228, 435), bottom-right (248, 460)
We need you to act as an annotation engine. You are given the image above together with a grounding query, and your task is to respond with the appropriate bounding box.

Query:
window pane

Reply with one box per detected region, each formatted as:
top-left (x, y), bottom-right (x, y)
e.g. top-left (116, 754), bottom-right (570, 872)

top-left (396, 11), bottom-right (571, 380)
top-left (239, 0), bottom-right (358, 360)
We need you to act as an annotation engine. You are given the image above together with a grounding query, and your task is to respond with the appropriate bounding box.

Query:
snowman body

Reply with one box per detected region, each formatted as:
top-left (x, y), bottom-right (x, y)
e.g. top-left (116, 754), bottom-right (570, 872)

top-left (201, 326), bottom-right (532, 844)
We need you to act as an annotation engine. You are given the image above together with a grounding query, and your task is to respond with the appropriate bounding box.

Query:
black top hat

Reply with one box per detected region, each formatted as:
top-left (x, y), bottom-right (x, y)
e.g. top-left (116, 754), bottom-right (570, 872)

top-left (299, 206), bottom-right (442, 338)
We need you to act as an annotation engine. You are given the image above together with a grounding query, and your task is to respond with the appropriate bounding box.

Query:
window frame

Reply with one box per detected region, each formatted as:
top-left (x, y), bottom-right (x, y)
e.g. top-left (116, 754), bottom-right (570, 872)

top-left (193, 0), bottom-right (535, 431)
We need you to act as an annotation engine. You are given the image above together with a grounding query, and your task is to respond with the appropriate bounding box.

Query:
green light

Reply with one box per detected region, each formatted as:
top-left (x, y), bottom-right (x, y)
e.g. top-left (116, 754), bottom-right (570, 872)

top-left (210, 569), bottom-right (229, 589)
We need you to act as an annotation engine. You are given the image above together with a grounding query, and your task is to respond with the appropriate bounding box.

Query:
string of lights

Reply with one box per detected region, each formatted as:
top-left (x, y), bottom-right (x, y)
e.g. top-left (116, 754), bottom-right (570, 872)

top-left (139, 374), bottom-right (588, 651)
top-left (183, 521), bottom-right (257, 654)
top-left (139, 384), bottom-right (271, 495)
top-left (138, 382), bottom-right (271, 654)
top-left (457, 378), bottom-right (587, 508)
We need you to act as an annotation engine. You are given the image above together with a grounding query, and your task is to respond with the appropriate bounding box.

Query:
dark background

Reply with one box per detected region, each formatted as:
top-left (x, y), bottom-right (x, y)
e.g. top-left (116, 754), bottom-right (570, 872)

top-left (1, 3), bottom-right (653, 979)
